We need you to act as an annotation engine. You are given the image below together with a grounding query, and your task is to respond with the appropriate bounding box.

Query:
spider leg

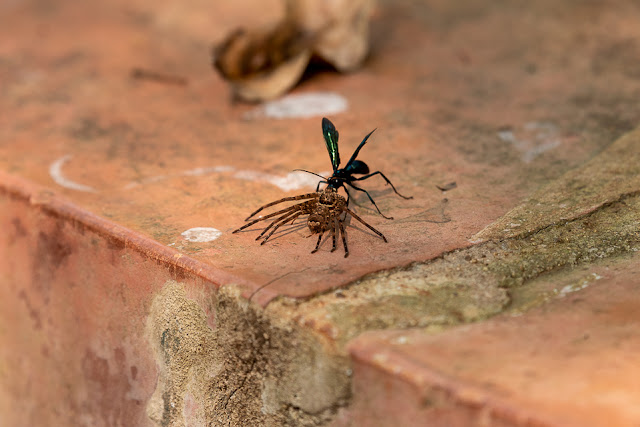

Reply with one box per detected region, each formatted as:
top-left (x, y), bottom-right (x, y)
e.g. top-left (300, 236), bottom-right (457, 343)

top-left (347, 182), bottom-right (394, 220)
top-left (347, 208), bottom-right (388, 242)
top-left (256, 208), bottom-right (301, 241)
top-left (353, 171), bottom-right (413, 200)
top-left (311, 232), bottom-right (324, 254)
top-left (233, 203), bottom-right (306, 233)
top-left (330, 218), bottom-right (337, 252)
top-left (338, 218), bottom-right (349, 258)
top-left (245, 193), bottom-right (318, 220)
top-left (260, 211), bottom-right (304, 245)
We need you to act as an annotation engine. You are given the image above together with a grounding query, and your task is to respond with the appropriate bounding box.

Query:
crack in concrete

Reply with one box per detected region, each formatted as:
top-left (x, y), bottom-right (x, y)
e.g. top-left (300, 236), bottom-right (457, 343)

top-left (249, 267), bottom-right (314, 303)
top-left (223, 358), bottom-right (257, 410)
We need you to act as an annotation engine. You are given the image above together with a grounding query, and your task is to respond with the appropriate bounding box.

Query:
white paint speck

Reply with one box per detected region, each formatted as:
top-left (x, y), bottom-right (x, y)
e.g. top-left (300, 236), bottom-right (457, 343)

top-left (393, 336), bottom-right (408, 345)
top-left (234, 169), bottom-right (329, 191)
top-left (557, 273), bottom-right (602, 298)
top-left (49, 155), bottom-right (97, 193)
top-left (497, 121), bottom-right (561, 163)
top-left (125, 165), bottom-right (328, 192)
top-left (266, 171), bottom-right (328, 191)
top-left (182, 166), bottom-right (235, 176)
top-left (181, 227), bottom-right (222, 243)
top-left (245, 92), bottom-right (348, 119)
top-left (497, 129), bottom-right (516, 143)
top-left (372, 353), bottom-right (388, 364)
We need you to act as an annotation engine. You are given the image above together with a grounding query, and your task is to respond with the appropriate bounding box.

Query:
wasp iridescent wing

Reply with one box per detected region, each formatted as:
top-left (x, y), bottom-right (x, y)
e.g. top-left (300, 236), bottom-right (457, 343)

top-left (322, 117), bottom-right (341, 171)
top-left (344, 127), bottom-right (376, 170)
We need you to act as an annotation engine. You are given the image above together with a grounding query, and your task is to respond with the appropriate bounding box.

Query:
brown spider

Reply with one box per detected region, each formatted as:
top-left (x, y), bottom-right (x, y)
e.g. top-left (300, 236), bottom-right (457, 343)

top-left (232, 188), bottom-right (387, 257)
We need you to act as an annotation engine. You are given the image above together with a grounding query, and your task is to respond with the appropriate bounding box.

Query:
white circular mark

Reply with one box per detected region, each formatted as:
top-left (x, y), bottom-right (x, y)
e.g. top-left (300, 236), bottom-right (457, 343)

top-left (233, 169), bottom-right (331, 191)
top-left (245, 92), bottom-right (348, 119)
top-left (49, 155), bottom-right (97, 193)
top-left (393, 336), bottom-right (409, 345)
top-left (124, 165), bottom-right (328, 192)
top-left (266, 171), bottom-right (326, 191)
top-left (181, 227), bottom-right (223, 243)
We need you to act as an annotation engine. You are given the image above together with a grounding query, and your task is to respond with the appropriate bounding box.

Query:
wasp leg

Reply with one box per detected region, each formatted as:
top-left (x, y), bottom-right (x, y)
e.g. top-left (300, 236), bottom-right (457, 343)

top-left (347, 182), bottom-right (393, 220)
top-left (338, 219), bottom-right (349, 258)
top-left (353, 171), bottom-right (413, 200)
top-left (343, 186), bottom-right (353, 206)
top-left (347, 208), bottom-right (388, 242)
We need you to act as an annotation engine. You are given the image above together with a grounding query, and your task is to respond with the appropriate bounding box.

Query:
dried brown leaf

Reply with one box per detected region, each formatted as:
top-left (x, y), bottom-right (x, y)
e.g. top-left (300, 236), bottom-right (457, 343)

top-left (212, 0), bottom-right (375, 102)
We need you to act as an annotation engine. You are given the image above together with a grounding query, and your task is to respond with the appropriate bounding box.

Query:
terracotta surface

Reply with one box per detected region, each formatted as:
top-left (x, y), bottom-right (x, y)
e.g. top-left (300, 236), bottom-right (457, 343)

top-left (3, 0), bottom-right (640, 304)
top-left (3, 0), bottom-right (640, 425)
top-left (0, 175), bottom-right (175, 426)
top-left (348, 255), bottom-right (640, 426)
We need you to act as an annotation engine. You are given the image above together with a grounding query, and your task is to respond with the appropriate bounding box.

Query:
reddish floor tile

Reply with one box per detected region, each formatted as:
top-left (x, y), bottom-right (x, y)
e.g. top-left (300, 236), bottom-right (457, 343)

top-left (348, 256), bottom-right (640, 426)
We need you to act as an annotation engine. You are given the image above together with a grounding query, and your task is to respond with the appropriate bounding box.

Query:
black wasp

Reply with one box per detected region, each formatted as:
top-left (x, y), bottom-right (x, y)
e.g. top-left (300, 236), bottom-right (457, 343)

top-left (297, 117), bottom-right (412, 220)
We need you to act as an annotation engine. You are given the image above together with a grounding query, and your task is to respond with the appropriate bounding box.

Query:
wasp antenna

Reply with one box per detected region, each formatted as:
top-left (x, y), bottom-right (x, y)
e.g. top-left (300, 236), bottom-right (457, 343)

top-left (292, 169), bottom-right (328, 180)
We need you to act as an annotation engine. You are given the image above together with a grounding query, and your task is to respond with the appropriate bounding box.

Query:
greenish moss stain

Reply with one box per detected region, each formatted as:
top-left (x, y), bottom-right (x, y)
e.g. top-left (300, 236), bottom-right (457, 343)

top-left (488, 197), bottom-right (640, 288)
top-left (269, 191), bottom-right (640, 356)
top-left (324, 282), bottom-right (507, 348)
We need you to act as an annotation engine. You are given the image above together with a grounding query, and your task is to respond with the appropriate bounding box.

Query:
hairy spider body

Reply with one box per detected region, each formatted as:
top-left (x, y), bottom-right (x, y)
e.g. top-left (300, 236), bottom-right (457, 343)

top-left (233, 188), bottom-right (386, 257)
top-left (296, 117), bottom-right (413, 220)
